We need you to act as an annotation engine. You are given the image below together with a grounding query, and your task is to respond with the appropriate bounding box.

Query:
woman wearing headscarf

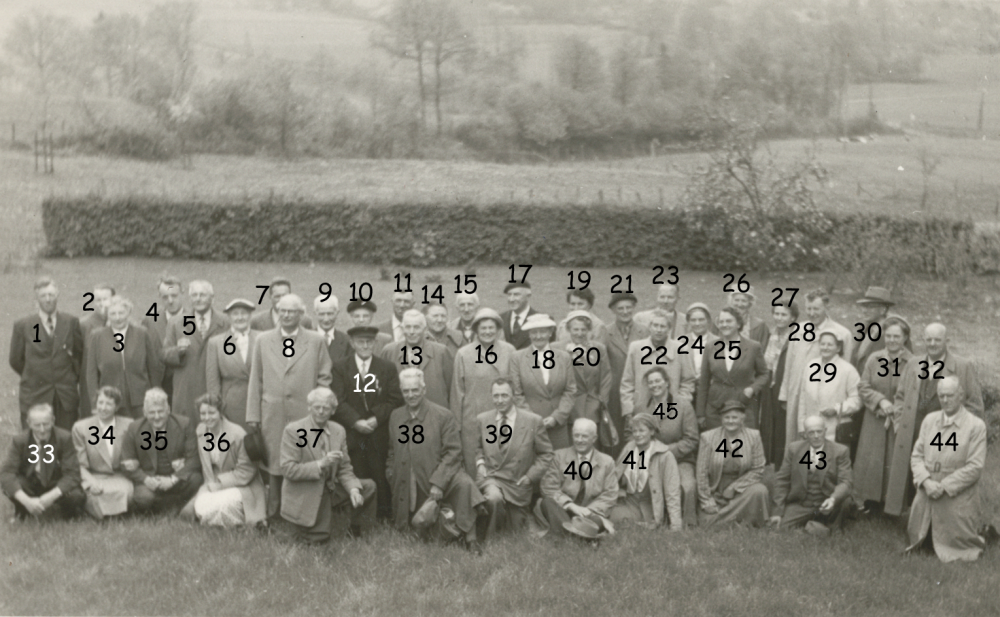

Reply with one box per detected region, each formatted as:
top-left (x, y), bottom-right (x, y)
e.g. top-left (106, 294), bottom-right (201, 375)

top-left (185, 393), bottom-right (266, 527)
top-left (71, 385), bottom-right (134, 519)
top-left (642, 366), bottom-right (698, 527)
top-left (855, 315), bottom-right (913, 514)
top-left (696, 307), bottom-right (769, 431)
top-left (758, 301), bottom-right (798, 467)
top-left (563, 310), bottom-right (614, 454)
top-left (696, 400), bottom-right (770, 527)
top-left (451, 307), bottom-right (517, 476)
top-left (510, 314), bottom-right (577, 450)
top-left (611, 413), bottom-right (683, 530)
top-left (787, 331), bottom-right (862, 445)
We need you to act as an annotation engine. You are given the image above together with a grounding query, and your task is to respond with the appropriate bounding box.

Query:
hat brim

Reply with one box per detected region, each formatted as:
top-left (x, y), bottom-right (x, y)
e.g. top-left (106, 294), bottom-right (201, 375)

top-left (562, 520), bottom-right (604, 539)
top-left (856, 298), bottom-right (895, 306)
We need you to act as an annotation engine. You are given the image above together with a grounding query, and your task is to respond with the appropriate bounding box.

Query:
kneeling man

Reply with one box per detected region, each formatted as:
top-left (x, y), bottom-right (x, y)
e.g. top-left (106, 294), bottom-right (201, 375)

top-left (475, 378), bottom-right (553, 538)
top-left (906, 377), bottom-right (987, 562)
top-left (770, 414), bottom-right (853, 534)
top-left (387, 368), bottom-right (485, 553)
top-left (1, 403), bottom-right (85, 520)
top-left (280, 387), bottom-right (376, 543)
top-left (538, 418), bottom-right (618, 537)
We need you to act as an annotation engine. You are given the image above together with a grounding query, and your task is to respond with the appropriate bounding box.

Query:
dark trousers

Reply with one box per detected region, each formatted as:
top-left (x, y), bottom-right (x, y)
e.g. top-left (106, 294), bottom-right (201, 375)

top-left (132, 474), bottom-right (202, 515)
top-left (264, 472), bottom-right (283, 519)
top-left (779, 497), bottom-right (854, 530)
top-left (289, 479), bottom-right (377, 544)
top-left (7, 476), bottom-right (85, 521)
top-left (478, 484), bottom-right (529, 540)
top-left (539, 496), bottom-right (603, 537)
top-left (835, 420), bottom-right (861, 461)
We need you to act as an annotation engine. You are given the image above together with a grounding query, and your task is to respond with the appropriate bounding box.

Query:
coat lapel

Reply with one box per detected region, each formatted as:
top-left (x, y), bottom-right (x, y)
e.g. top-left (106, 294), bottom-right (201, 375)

top-left (51, 313), bottom-right (70, 357)
top-left (499, 410), bottom-right (529, 467)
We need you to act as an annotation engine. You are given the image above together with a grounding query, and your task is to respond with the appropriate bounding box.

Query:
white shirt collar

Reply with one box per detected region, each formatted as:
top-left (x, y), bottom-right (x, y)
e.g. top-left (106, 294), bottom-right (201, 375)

top-left (38, 310), bottom-right (56, 325)
top-left (112, 324), bottom-right (129, 336)
top-left (355, 354), bottom-right (371, 372)
top-left (280, 327), bottom-right (300, 338)
top-left (515, 306), bottom-right (530, 320)
top-left (578, 449), bottom-right (593, 462)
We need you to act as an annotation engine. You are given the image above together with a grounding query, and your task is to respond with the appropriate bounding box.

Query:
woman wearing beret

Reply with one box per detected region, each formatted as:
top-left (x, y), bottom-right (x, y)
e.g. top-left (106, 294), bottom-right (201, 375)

top-left (696, 400), bottom-right (770, 527)
top-left (563, 310), bottom-right (614, 453)
top-left (855, 316), bottom-right (913, 513)
top-left (695, 308), bottom-right (769, 431)
top-left (611, 413), bottom-right (683, 530)
top-left (510, 314), bottom-right (577, 449)
top-left (71, 386), bottom-right (134, 519)
top-left (205, 298), bottom-right (258, 430)
top-left (451, 308), bottom-right (517, 476)
top-left (758, 301), bottom-right (798, 467)
top-left (186, 393), bottom-right (266, 527)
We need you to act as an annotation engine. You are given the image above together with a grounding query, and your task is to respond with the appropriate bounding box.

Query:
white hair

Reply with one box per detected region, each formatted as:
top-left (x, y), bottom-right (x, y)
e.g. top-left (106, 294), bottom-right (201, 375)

top-left (276, 293), bottom-right (305, 311)
top-left (572, 418), bottom-right (597, 435)
top-left (401, 309), bottom-right (426, 328)
top-left (455, 292), bottom-right (480, 306)
top-left (143, 387), bottom-right (169, 409)
top-left (188, 280), bottom-right (214, 295)
top-left (314, 294), bottom-right (340, 312)
top-left (307, 387), bottom-right (338, 406)
top-left (399, 367), bottom-right (425, 387)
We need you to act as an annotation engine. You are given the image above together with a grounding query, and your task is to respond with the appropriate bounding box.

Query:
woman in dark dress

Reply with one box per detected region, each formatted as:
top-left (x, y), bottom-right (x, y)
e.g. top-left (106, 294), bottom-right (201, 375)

top-left (758, 302), bottom-right (798, 469)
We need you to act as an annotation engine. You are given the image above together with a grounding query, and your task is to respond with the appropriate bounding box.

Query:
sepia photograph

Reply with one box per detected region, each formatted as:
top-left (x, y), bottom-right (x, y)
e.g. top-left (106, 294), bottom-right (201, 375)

top-left (0, 0), bottom-right (998, 614)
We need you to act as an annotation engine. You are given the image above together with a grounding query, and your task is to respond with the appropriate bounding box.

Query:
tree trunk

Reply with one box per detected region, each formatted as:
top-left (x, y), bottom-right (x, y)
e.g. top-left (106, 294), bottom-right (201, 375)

top-left (434, 48), bottom-right (443, 137)
top-left (416, 44), bottom-right (426, 130)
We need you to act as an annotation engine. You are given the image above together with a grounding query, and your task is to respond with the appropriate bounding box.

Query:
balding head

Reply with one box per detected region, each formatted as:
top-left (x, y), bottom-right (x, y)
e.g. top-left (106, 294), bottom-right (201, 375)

top-left (937, 376), bottom-right (964, 415)
top-left (923, 322), bottom-right (948, 360)
top-left (27, 404), bottom-right (55, 442)
top-left (276, 293), bottom-right (305, 331)
top-left (571, 418), bottom-right (598, 455)
top-left (803, 415), bottom-right (826, 448)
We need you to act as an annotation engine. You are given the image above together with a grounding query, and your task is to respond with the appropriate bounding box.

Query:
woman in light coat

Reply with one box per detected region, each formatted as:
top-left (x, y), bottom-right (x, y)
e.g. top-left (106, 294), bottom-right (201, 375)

top-left (186, 393), bottom-right (266, 527)
top-left (611, 413), bottom-right (683, 530)
top-left (787, 331), bottom-right (861, 443)
top-left (71, 385), bottom-right (134, 519)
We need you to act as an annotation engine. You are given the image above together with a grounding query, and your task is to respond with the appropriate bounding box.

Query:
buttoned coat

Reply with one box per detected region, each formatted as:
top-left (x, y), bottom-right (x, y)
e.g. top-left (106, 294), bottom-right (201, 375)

top-left (540, 446), bottom-right (618, 518)
top-left (509, 346), bottom-right (578, 450)
top-left (205, 329), bottom-right (258, 428)
top-left (246, 327), bottom-right (333, 474)
top-left (320, 329), bottom-right (354, 366)
top-left (474, 407), bottom-right (553, 507)
top-left (379, 338), bottom-right (454, 408)
top-left (451, 339), bottom-right (517, 475)
top-left (885, 351), bottom-right (983, 516)
top-left (695, 336), bottom-right (769, 429)
top-left (85, 324), bottom-right (164, 417)
top-left (854, 347), bottom-right (912, 502)
top-left (279, 415), bottom-right (362, 528)
top-left (194, 419), bottom-right (266, 524)
top-left (772, 439), bottom-right (852, 516)
top-left (906, 408), bottom-right (986, 562)
top-left (10, 311), bottom-right (84, 428)
top-left (162, 309), bottom-right (230, 424)
top-left (696, 427), bottom-right (765, 512)
top-left (427, 327), bottom-right (465, 356)
top-left (620, 337), bottom-right (696, 419)
top-left (564, 340), bottom-right (612, 426)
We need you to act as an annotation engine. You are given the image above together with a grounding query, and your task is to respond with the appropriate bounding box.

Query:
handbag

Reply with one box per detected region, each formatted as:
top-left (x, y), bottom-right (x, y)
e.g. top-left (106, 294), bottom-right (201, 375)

top-left (243, 425), bottom-right (267, 464)
top-left (597, 402), bottom-right (619, 449)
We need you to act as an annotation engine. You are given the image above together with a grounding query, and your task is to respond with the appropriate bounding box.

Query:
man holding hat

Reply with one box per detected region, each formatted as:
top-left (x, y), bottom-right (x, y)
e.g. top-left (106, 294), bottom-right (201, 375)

top-left (387, 368), bottom-right (485, 553)
top-left (537, 418), bottom-right (618, 538)
top-left (247, 293), bottom-right (332, 518)
top-left (451, 308), bottom-right (518, 476)
top-left (851, 286), bottom-right (894, 372)
top-left (606, 293), bottom-right (648, 457)
top-left (161, 280), bottom-right (230, 425)
top-left (346, 300), bottom-right (392, 351)
top-left (251, 276), bottom-right (313, 331)
top-left (499, 281), bottom-right (537, 350)
top-left (330, 324), bottom-right (403, 521)
top-left (205, 298), bottom-right (258, 428)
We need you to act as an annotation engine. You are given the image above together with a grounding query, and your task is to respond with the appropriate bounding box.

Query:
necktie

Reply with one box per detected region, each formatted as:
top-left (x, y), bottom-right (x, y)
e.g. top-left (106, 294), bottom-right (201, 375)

top-left (500, 414), bottom-right (510, 450)
top-left (326, 330), bottom-right (334, 346)
top-left (573, 459), bottom-right (587, 505)
top-left (45, 315), bottom-right (54, 337)
top-left (198, 315), bottom-right (207, 338)
top-left (513, 314), bottom-right (521, 333)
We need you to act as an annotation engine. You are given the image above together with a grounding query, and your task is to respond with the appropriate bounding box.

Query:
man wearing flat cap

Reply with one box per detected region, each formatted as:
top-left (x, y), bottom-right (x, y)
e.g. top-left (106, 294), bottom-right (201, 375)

top-left (330, 325), bottom-right (403, 520)
top-left (605, 293), bottom-right (648, 457)
top-left (499, 282), bottom-right (537, 350)
top-left (346, 300), bottom-right (393, 351)
top-left (251, 277), bottom-right (313, 331)
top-left (247, 293), bottom-right (332, 518)
top-left (205, 298), bottom-right (258, 429)
top-left (161, 280), bottom-right (230, 425)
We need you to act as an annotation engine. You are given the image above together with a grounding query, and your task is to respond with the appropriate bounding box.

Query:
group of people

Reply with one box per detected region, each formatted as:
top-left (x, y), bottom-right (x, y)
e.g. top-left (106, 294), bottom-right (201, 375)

top-left (3, 273), bottom-right (991, 562)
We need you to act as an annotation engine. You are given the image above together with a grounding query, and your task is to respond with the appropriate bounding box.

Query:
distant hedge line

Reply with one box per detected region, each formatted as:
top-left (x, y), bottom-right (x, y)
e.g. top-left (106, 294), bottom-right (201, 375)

top-left (42, 195), bottom-right (982, 272)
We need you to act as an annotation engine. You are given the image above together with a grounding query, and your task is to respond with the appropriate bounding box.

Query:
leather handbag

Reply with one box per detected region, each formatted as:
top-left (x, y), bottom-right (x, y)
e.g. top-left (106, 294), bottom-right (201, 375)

top-left (597, 402), bottom-right (619, 449)
top-left (243, 425), bottom-right (267, 464)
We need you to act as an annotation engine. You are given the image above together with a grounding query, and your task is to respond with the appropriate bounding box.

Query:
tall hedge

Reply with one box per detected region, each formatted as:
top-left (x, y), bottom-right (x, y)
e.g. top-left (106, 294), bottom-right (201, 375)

top-left (42, 195), bottom-right (977, 273)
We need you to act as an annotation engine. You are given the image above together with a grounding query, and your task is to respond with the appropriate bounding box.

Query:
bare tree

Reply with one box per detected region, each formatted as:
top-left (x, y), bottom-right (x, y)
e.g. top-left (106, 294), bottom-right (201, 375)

top-left (90, 12), bottom-right (143, 97)
top-left (372, 0), bottom-right (432, 130)
top-left (424, 0), bottom-right (473, 135)
top-left (4, 10), bottom-right (83, 123)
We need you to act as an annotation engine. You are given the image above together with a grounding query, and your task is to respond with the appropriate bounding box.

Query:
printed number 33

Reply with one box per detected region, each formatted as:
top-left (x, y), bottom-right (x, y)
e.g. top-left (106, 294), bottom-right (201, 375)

top-left (354, 374), bottom-right (377, 393)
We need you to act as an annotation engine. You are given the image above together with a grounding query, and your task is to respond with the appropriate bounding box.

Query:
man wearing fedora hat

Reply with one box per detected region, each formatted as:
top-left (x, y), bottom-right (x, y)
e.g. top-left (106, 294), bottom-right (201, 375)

top-left (330, 325), bottom-right (403, 521)
top-left (499, 282), bottom-right (537, 350)
top-left (851, 286), bottom-right (895, 372)
top-left (387, 368), bottom-right (485, 553)
top-left (537, 418), bottom-right (617, 538)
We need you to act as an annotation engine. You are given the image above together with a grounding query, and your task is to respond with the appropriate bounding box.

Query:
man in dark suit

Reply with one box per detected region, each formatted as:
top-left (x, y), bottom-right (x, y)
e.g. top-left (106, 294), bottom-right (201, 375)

top-left (314, 294), bottom-right (353, 366)
top-left (475, 378), bottom-right (553, 538)
top-left (140, 275), bottom-right (186, 403)
top-left (499, 282), bottom-right (537, 350)
top-left (161, 280), bottom-right (230, 424)
top-left (770, 415), bottom-right (853, 534)
top-left (376, 291), bottom-right (415, 343)
top-left (330, 326), bottom-right (403, 521)
top-left (78, 283), bottom-right (115, 417)
top-left (1, 404), bottom-right (85, 520)
top-left (251, 276), bottom-right (314, 331)
top-left (9, 277), bottom-right (85, 429)
top-left (121, 388), bottom-right (202, 515)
